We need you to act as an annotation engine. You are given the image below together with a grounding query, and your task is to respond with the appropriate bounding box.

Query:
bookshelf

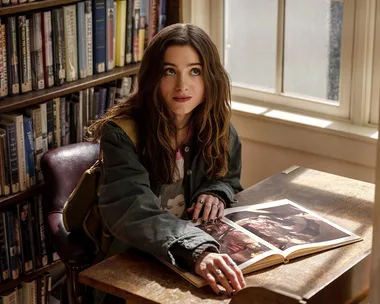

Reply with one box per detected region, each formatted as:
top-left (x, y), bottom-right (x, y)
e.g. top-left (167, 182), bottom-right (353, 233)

top-left (0, 0), bottom-right (181, 300)
top-left (0, 64), bottom-right (140, 113)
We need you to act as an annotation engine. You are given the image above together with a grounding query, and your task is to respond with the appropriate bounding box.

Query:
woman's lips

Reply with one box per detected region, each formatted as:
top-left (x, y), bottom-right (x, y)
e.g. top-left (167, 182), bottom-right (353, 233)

top-left (173, 97), bottom-right (192, 102)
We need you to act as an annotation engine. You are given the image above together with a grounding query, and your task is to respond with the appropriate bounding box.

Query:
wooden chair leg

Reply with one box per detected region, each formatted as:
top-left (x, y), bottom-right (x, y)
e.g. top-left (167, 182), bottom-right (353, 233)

top-left (66, 264), bottom-right (92, 304)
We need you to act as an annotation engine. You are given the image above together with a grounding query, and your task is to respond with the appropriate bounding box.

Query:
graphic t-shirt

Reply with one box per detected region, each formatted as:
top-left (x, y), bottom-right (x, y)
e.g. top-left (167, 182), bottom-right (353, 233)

top-left (158, 149), bottom-right (186, 218)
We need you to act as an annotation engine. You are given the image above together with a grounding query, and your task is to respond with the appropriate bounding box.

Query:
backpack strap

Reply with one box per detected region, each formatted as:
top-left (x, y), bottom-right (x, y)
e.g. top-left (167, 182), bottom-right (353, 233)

top-left (110, 117), bottom-right (138, 148)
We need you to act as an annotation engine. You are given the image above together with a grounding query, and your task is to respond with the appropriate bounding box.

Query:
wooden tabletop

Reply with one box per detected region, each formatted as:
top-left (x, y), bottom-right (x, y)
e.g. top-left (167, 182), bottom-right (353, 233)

top-left (79, 167), bottom-right (374, 303)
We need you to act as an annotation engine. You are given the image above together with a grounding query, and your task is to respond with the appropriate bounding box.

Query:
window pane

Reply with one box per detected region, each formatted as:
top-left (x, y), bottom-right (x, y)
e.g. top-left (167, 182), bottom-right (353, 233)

top-left (283, 0), bottom-right (343, 103)
top-left (224, 0), bottom-right (277, 90)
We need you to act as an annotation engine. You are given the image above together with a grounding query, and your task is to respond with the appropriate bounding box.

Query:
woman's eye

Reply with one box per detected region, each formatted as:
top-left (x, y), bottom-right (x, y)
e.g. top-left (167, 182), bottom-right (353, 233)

top-left (191, 68), bottom-right (201, 76)
top-left (164, 68), bottom-right (175, 75)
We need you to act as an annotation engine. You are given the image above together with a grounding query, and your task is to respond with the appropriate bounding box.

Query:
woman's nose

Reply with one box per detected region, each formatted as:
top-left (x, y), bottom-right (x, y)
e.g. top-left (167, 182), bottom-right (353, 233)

top-left (175, 74), bottom-right (188, 91)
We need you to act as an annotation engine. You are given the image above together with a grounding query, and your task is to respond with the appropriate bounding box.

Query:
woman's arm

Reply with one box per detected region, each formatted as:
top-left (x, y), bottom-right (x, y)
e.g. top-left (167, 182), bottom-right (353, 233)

top-left (98, 123), bottom-right (220, 265)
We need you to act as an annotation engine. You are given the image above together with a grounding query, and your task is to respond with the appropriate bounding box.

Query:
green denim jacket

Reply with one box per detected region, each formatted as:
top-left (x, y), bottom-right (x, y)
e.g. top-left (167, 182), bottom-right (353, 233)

top-left (98, 120), bottom-right (243, 267)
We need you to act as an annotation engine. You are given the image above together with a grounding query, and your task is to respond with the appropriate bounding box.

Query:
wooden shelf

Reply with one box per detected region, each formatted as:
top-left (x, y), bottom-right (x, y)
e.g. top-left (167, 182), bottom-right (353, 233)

top-left (0, 64), bottom-right (140, 113)
top-left (0, 184), bottom-right (44, 210)
top-left (0, 0), bottom-right (81, 16)
top-left (0, 260), bottom-right (63, 293)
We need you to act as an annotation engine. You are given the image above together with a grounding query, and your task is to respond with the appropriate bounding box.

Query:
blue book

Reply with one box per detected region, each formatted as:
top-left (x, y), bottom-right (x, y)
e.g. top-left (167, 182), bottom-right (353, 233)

top-left (92, 0), bottom-right (106, 73)
top-left (23, 117), bottom-right (36, 188)
top-left (158, 0), bottom-right (166, 32)
top-left (4, 211), bottom-right (21, 280)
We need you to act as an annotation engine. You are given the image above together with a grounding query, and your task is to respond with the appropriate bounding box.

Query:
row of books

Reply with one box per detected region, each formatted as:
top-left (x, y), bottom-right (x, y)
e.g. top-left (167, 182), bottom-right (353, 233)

top-left (0, 75), bottom-right (135, 196)
top-left (0, 0), bottom-right (47, 6)
top-left (0, 0), bottom-right (165, 98)
top-left (0, 194), bottom-right (58, 283)
top-left (0, 271), bottom-right (52, 304)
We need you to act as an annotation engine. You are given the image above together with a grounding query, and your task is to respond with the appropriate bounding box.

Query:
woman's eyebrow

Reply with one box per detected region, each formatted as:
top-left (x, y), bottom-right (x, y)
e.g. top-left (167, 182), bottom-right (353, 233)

top-left (163, 62), bottom-right (203, 67)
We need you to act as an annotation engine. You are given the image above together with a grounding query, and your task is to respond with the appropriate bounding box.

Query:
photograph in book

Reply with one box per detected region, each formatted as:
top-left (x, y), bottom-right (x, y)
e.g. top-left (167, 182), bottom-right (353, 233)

top-left (198, 220), bottom-right (272, 266)
top-left (224, 201), bottom-right (351, 251)
top-left (161, 199), bottom-right (362, 288)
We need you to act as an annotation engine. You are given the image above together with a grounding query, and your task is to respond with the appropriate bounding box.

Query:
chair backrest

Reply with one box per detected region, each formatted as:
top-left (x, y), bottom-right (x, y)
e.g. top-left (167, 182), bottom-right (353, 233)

top-left (41, 142), bottom-right (100, 215)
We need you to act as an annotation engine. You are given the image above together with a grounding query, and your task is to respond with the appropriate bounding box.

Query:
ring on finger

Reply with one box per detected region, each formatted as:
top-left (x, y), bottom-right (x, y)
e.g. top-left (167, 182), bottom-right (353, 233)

top-left (215, 269), bottom-right (223, 276)
top-left (197, 199), bottom-right (204, 205)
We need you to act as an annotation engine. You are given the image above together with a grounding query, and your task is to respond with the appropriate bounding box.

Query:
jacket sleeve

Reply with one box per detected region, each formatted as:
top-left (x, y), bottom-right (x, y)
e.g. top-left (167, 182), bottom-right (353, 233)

top-left (98, 123), bottom-right (220, 265)
top-left (191, 124), bottom-right (243, 207)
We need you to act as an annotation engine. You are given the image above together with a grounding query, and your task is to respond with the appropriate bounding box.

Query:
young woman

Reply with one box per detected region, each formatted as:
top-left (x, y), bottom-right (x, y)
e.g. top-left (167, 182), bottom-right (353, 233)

top-left (88, 23), bottom-right (246, 297)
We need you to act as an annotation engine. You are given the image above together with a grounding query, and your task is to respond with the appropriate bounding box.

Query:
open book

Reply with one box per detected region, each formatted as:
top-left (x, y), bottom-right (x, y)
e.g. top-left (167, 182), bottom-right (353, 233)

top-left (162, 199), bottom-right (362, 288)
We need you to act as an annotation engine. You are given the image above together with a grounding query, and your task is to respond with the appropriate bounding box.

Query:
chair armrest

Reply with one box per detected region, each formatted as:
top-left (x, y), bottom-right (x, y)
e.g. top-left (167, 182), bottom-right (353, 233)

top-left (47, 212), bottom-right (96, 265)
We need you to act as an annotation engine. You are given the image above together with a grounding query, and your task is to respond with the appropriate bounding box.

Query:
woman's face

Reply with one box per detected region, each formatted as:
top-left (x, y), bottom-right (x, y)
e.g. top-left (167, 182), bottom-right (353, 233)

top-left (159, 45), bottom-right (205, 121)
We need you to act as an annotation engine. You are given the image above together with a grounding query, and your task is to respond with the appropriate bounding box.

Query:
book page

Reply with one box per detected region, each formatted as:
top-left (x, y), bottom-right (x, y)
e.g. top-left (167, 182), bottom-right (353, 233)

top-left (224, 199), bottom-right (361, 259)
top-left (196, 219), bottom-right (283, 270)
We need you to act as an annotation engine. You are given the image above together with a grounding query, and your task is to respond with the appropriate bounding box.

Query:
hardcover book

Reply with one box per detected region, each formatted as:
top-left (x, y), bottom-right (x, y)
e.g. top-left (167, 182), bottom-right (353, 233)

top-left (163, 199), bottom-right (362, 288)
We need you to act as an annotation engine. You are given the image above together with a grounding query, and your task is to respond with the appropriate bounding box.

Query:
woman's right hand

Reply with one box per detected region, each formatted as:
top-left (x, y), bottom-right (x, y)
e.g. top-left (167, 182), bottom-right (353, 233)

top-left (194, 252), bottom-right (246, 296)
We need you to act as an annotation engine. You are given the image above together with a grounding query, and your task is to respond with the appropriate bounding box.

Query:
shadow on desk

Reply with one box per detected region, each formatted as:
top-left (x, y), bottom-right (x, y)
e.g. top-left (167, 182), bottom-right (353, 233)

top-left (79, 167), bottom-right (374, 304)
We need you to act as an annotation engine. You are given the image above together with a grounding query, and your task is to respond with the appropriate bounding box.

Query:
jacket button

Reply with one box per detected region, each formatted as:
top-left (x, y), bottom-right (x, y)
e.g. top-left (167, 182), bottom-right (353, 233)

top-left (186, 170), bottom-right (192, 175)
top-left (184, 146), bottom-right (190, 152)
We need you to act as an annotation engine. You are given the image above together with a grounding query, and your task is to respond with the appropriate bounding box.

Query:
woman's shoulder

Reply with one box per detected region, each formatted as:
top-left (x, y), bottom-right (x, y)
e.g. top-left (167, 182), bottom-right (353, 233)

top-left (102, 116), bottom-right (139, 147)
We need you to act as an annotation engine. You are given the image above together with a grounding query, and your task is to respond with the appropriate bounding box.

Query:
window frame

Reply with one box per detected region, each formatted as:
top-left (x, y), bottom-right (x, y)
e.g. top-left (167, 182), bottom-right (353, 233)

top-left (188, 0), bottom-right (378, 126)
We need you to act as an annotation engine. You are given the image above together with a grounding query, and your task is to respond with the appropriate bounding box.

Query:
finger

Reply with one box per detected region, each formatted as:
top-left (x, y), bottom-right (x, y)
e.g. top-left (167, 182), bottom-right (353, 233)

top-left (187, 203), bottom-right (195, 213)
top-left (223, 255), bottom-right (246, 288)
top-left (202, 270), bottom-right (221, 295)
top-left (193, 196), bottom-right (206, 220)
top-left (217, 203), bottom-right (225, 219)
top-left (202, 198), bottom-right (215, 222)
top-left (209, 200), bottom-right (220, 220)
top-left (211, 267), bottom-right (234, 296)
top-left (215, 257), bottom-right (242, 293)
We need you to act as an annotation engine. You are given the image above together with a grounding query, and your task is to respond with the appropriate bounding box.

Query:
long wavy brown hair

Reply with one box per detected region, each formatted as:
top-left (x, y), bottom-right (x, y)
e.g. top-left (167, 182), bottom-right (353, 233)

top-left (88, 23), bottom-right (232, 184)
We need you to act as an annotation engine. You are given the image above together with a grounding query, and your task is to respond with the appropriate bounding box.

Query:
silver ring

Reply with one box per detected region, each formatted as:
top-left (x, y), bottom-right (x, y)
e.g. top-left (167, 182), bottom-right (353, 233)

top-left (215, 269), bottom-right (223, 276)
top-left (197, 199), bottom-right (204, 205)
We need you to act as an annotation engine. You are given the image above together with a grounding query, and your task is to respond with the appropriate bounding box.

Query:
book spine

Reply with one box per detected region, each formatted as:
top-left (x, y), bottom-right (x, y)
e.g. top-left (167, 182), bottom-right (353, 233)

top-left (30, 13), bottom-right (45, 91)
top-left (46, 100), bottom-right (54, 151)
top-left (148, 0), bottom-right (158, 44)
top-left (76, 2), bottom-right (87, 79)
top-left (105, 0), bottom-right (115, 70)
top-left (18, 15), bottom-right (32, 94)
top-left (132, 0), bottom-right (140, 63)
top-left (52, 98), bottom-right (60, 148)
top-left (39, 103), bottom-right (48, 154)
top-left (14, 115), bottom-right (27, 192)
top-left (0, 212), bottom-right (9, 281)
top-left (3, 123), bottom-right (19, 194)
top-left (1, 23), bottom-right (8, 97)
top-left (158, 0), bottom-right (166, 31)
top-left (59, 97), bottom-right (66, 146)
top-left (17, 202), bottom-right (33, 273)
top-left (0, 129), bottom-right (11, 196)
top-left (23, 117), bottom-right (36, 188)
top-left (0, 18), bottom-right (4, 99)
top-left (52, 9), bottom-right (66, 86)
top-left (25, 16), bottom-right (33, 93)
top-left (4, 211), bottom-right (20, 280)
top-left (36, 195), bottom-right (48, 268)
top-left (63, 5), bottom-right (78, 82)
top-left (115, 0), bottom-right (126, 67)
top-left (85, 0), bottom-right (93, 77)
top-left (7, 17), bottom-right (20, 96)
top-left (125, 0), bottom-right (133, 64)
top-left (138, 0), bottom-right (146, 61)
top-left (92, 0), bottom-right (106, 73)
top-left (42, 11), bottom-right (54, 88)
top-left (29, 108), bottom-right (43, 183)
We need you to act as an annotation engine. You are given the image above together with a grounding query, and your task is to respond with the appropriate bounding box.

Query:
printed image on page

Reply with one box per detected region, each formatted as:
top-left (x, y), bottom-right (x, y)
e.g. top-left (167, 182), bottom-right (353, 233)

top-left (198, 220), bottom-right (272, 265)
top-left (225, 203), bottom-right (350, 251)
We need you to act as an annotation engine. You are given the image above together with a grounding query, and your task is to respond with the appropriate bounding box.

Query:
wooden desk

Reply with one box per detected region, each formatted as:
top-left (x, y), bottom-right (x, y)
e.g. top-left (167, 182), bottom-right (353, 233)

top-left (79, 167), bottom-right (374, 303)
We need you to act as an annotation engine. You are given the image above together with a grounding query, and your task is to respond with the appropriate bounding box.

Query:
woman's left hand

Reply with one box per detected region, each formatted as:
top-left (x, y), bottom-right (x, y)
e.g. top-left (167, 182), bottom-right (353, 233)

top-left (187, 194), bottom-right (225, 222)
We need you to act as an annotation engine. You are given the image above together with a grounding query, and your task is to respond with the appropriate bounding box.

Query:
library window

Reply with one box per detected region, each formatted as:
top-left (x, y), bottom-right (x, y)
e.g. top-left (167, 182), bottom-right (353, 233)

top-left (208, 0), bottom-right (379, 126)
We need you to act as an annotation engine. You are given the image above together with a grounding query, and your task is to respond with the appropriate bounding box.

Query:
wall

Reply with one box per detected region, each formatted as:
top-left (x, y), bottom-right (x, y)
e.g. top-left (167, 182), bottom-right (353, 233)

top-left (232, 112), bottom-right (376, 188)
